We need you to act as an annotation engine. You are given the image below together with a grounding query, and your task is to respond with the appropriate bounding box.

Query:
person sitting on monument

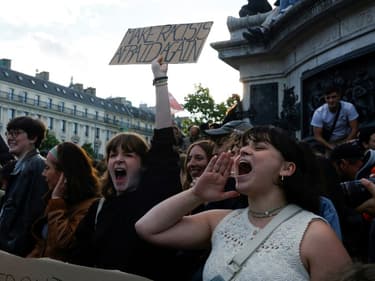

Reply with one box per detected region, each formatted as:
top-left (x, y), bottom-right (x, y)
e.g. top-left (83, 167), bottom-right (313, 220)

top-left (310, 84), bottom-right (359, 153)
top-left (239, 0), bottom-right (272, 17)
top-left (243, 0), bottom-right (301, 43)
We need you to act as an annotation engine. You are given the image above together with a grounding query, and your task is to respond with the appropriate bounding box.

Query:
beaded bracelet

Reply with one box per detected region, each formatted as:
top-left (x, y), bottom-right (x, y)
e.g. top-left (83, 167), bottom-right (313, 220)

top-left (153, 76), bottom-right (168, 86)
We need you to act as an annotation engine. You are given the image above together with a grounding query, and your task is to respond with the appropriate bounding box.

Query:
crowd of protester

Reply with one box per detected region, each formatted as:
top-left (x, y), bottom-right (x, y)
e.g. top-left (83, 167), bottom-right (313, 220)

top-left (0, 55), bottom-right (374, 280)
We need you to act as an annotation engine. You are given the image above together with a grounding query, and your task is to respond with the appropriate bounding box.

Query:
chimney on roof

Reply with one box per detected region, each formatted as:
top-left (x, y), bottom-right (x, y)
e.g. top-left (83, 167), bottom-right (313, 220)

top-left (0, 59), bottom-right (11, 69)
top-left (36, 71), bottom-right (50, 81)
top-left (107, 97), bottom-right (132, 106)
top-left (71, 83), bottom-right (84, 92)
top-left (84, 87), bottom-right (96, 96)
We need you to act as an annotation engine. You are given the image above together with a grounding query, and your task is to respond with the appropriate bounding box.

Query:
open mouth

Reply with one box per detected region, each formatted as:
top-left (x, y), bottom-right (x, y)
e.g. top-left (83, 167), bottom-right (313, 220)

top-left (114, 168), bottom-right (127, 179)
top-left (238, 161), bottom-right (252, 175)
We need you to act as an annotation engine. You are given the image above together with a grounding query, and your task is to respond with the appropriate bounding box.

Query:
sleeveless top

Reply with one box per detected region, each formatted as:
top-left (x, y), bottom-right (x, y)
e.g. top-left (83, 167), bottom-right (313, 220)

top-left (202, 207), bottom-right (322, 281)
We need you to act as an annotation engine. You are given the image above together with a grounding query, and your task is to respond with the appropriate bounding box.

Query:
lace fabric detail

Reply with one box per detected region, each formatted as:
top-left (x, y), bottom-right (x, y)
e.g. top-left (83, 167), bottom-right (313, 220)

top-left (203, 207), bottom-right (322, 281)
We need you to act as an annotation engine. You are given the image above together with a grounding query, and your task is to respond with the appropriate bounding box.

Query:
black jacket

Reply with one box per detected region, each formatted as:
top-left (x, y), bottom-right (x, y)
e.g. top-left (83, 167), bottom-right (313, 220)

top-left (70, 128), bottom-right (182, 281)
top-left (0, 149), bottom-right (48, 256)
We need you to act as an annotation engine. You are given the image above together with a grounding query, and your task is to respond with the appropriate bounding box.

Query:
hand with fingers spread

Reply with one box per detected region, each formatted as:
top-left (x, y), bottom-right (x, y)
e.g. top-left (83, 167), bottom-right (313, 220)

top-left (356, 178), bottom-right (375, 216)
top-left (51, 173), bottom-right (67, 199)
top-left (192, 152), bottom-right (240, 202)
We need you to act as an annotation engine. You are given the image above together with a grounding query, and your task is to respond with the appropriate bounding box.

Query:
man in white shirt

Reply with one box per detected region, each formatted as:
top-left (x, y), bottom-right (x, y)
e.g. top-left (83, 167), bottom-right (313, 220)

top-left (311, 87), bottom-right (359, 152)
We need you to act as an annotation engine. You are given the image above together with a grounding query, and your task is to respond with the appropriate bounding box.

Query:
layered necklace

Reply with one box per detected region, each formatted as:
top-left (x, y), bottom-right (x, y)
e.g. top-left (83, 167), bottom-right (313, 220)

top-left (248, 205), bottom-right (285, 218)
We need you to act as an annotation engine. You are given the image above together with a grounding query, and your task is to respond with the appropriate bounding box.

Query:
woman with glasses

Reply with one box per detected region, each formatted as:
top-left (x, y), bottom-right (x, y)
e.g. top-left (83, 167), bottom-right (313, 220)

top-left (0, 116), bottom-right (48, 257)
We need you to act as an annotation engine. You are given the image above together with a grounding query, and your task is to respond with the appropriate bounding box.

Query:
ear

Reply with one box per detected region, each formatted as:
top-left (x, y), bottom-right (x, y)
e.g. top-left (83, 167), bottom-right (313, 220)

top-left (280, 161), bottom-right (296, 177)
top-left (29, 135), bottom-right (37, 146)
top-left (338, 159), bottom-right (349, 170)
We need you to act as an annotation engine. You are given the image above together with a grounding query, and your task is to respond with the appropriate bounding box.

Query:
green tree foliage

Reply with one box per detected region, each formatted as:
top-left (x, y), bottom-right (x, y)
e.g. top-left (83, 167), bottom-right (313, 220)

top-left (81, 143), bottom-right (95, 160)
top-left (182, 84), bottom-right (241, 131)
top-left (40, 130), bottom-right (60, 154)
top-left (183, 84), bottom-right (226, 124)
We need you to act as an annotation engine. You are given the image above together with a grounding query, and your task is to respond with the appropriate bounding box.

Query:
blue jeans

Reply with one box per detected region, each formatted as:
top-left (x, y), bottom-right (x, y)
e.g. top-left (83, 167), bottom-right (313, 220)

top-left (280, 0), bottom-right (299, 11)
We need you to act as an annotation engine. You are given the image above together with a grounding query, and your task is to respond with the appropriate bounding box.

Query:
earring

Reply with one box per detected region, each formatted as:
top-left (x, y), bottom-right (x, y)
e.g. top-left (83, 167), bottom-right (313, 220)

top-left (281, 175), bottom-right (284, 182)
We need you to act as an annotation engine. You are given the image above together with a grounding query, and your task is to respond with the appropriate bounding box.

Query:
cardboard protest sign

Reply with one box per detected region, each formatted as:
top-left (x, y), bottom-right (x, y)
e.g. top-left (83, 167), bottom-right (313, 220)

top-left (109, 21), bottom-right (213, 65)
top-left (0, 250), bottom-right (152, 281)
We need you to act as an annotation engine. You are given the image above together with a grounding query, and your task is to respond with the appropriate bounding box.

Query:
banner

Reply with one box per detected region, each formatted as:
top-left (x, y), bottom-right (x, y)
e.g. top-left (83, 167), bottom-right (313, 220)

top-left (0, 250), bottom-right (152, 281)
top-left (109, 21), bottom-right (213, 65)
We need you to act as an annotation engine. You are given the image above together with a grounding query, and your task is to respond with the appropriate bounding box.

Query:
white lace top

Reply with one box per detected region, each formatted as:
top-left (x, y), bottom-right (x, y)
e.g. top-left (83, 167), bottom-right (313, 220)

top-left (202, 207), bottom-right (322, 281)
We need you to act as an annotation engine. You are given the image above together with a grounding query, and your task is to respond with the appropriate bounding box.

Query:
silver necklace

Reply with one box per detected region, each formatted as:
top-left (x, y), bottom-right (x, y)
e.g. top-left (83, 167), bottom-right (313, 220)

top-left (248, 206), bottom-right (285, 218)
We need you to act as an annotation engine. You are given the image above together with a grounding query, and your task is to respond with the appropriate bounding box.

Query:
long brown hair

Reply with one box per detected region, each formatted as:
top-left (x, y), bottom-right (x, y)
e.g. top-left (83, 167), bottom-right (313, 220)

top-left (182, 140), bottom-right (215, 190)
top-left (54, 142), bottom-right (101, 205)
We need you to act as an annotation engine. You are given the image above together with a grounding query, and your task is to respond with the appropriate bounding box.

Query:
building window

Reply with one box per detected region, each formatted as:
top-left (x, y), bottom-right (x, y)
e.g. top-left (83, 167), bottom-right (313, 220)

top-left (35, 95), bottom-right (40, 106)
top-left (106, 130), bottom-right (110, 140)
top-left (7, 109), bottom-right (15, 120)
top-left (85, 125), bottom-right (89, 137)
top-left (95, 111), bottom-right (99, 120)
top-left (48, 117), bottom-right (53, 130)
top-left (61, 120), bottom-right (66, 132)
top-left (95, 128), bottom-right (100, 138)
top-left (21, 91), bottom-right (27, 103)
top-left (59, 101), bottom-right (65, 112)
top-left (8, 88), bottom-right (14, 100)
top-left (73, 122), bottom-right (78, 134)
top-left (73, 105), bottom-right (77, 116)
top-left (84, 108), bottom-right (88, 117)
top-left (48, 98), bottom-right (53, 109)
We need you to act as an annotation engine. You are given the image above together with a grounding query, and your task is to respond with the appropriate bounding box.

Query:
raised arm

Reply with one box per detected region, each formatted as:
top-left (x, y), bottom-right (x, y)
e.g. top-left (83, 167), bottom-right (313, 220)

top-left (152, 56), bottom-right (172, 129)
top-left (135, 152), bottom-right (239, 249)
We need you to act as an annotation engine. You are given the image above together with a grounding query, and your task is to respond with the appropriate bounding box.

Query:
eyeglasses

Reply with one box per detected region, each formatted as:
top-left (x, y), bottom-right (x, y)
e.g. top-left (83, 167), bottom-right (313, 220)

top-left (5, 130), bottom-right (25, 138)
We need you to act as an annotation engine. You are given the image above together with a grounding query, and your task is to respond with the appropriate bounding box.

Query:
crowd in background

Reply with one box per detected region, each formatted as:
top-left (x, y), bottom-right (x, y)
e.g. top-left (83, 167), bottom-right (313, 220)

top-left (0, 54), bottom-right (374, 281)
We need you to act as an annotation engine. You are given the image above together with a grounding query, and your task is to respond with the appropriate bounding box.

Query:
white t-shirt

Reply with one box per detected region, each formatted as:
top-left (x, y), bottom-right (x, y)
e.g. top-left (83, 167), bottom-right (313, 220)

top-left (310, 101), bottom-right (358, 141)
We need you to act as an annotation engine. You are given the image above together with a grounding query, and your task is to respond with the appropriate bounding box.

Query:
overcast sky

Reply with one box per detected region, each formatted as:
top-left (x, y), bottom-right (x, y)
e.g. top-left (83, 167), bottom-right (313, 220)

top-left (1, 0), bottom-right (271, 113)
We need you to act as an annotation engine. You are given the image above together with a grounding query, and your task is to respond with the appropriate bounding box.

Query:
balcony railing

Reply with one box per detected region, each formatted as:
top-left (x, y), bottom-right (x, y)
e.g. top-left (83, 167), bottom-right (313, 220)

top-left (0, 90), bottom-right (153, 134)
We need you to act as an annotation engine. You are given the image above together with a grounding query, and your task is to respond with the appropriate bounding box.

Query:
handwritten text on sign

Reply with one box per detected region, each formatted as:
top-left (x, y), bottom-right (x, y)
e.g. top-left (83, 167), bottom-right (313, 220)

top-left (109, 21), bottom-right (213, 65)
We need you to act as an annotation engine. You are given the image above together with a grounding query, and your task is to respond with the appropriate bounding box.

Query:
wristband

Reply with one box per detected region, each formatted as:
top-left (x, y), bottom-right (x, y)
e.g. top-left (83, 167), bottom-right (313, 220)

top-left (153, 76), bottom-right (168, 85)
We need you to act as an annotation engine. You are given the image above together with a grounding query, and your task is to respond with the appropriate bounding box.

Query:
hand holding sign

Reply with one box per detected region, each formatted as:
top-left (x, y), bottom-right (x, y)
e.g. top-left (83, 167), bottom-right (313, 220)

top-left (152, 56), bottom-right (168, 79)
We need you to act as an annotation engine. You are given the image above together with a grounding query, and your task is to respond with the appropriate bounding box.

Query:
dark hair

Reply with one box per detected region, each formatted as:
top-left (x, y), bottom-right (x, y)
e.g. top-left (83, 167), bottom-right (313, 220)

top-left (323, 82), bottom-right (341, 96)
top-left (53, 142), bottom-right (101, 205)
top-left (182, 140), bottom-right (215, 190)
top-left (359, 126), bottom-right (375, 145)
top-left (333, 263), bottom-right (375, 281)
top-left (241, 126), bottom-right (321, 214)
top-left (7, 116), bottom-right (46, 148)
top-left (101, 132), bottom-right (149, 198)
